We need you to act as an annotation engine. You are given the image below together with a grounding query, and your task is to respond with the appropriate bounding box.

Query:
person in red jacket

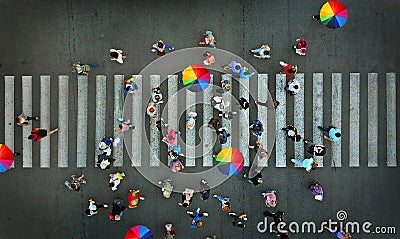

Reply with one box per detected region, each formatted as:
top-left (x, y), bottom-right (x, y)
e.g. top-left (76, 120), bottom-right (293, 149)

top-left (293, 38), bottom-right (308, 56)
top-left (28, 128), bottom-right (58, 142)
top-left (279, 61), bottom-right (298, 77)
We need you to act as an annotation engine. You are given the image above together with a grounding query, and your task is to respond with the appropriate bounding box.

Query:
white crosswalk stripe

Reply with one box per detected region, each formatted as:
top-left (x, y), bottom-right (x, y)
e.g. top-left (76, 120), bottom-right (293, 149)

top-left (40, 76), bottom-right (51, 168)
top-left (22, 76), bottom-right (32, 168)
top-left (257, 74), bottom-right (269, 168)
top-left (2, 73), bottom-right (397, 169)
top-left (349, 73), bottom-right (360, 167)
top-left (4, 76), bottom-right (15, 168)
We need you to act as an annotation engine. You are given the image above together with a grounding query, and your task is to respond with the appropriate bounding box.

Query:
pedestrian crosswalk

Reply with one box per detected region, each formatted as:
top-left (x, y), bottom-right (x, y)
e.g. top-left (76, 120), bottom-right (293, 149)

top-left (2, 73), bottom-right (398, 169)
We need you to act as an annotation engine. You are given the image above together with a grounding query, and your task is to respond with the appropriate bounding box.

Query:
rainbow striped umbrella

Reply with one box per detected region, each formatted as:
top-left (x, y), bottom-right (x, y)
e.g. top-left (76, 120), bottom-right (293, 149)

top-left (0, 144), bottom-right (14, 172)
top-left (182, 64), bottom-right (210, 92)
top-left (320, 1), bottom-right (348, 29)
top-left (215, 147), bottom-right (244, 176)
top-left (125, 225), bottom-right (153, 239)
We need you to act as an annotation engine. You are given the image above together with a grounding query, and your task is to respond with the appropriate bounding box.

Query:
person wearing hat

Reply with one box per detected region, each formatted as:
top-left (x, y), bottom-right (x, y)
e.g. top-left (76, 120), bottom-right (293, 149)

top-left (318, 125), bottom-right (342, 142)
top-left (203, 52), bottom-right (215, 66)
top-left (179, 188), bottom-right (194, 207)
top-left (122, 77), bottom-right (139, 94)
top-left (199, 30), bottom-right (216, 48)
top-left (151, 87), bottom-right (164, 104)
top-left (239, 67), bottom-right (255, 79)
top-left (158, 178), bottom-right (174, 199)
top-left (228, 212), bottom-right (248, 228)
top-left (146, 102), bottom-right (158, 118)
top-left (98, 137), bottom-right (113, 156)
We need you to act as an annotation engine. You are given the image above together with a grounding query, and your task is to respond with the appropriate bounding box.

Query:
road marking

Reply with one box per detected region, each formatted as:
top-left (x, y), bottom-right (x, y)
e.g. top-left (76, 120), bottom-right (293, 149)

top-left (294, 73), bottom-right (305, 163)
top-left (113, 75), bottom-right (124, 167)
top-left (40, 76), bottom-right (51, 168)
top-left (368, 73), bottom-right (378, 167)
top-left (4, 76), bottom-right (14, 168)
top-left (131, 75), bottom-right (142, 167)
top-left (185, 87), bottom-right (196, 167)
top-left (22, 76), bottom-right (32, 168)
top-left (349, 73), bottom-right (360, 167)
top-left (95, 75), bottom-right (106, 166)
top-left (313, 73), bottom-right (324, 167)
top-left (58, 75), bottom-right (69, 168)
top-left (331, 73), bottom-right (342, 167)
top-left (257, 74), bottom-right (269, 167)
top-left (76, 75), bottom-right (88, 168)
top-left (386, 73), bottom-right (396, 167)
top-left (239, 75), bottom-right (250, 167)
top-left (221, 74), bottom-right (232, 148)
top-left (275, 74), bottom-right (287, 167)
top-left (168, 75), bottom-right (178, 130)
top-left (150, 75), bottom-right (161, 167)
top-left (202, 74), bottom-right (214, 167)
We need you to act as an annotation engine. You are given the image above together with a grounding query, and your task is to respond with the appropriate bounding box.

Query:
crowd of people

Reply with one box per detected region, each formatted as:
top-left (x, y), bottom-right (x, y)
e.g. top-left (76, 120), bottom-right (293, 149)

top-left (14, 28), bottom-right (348, 239)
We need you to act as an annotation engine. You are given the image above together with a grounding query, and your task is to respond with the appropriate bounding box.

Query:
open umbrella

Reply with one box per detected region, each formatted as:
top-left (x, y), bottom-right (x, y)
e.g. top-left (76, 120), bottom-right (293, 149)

top-left (182, 64), bottom-right (210, 92)
top-left (215, 147), bottom-right (244, 176)
top-left (320, 1), bottom-right (348, 29)
top-left (0, 144), bottom-right (14, 172)
top-left (125, 225), bottom-right (153, 239)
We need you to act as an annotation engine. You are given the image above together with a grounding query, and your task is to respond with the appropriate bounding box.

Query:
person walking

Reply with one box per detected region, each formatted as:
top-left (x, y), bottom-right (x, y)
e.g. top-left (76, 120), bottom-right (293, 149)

top-left (203, 52), bottom-right (215, 66)
top-left (212, 96), bottom-right (230, 112)
top-left (290, 158), bottom-right (318, 172)
top-left (255, 99), bottom-right (280, 109)
top-left (213, 194), bottom-right (231, 212)
top-left (281, 125), bottom-right (302, 142)
top-left (114, 118), bottom-right (135, 133)
top-left (222, 60), bottom-right (242, 74)
top-left (285, 78), bottom-right (301, 95)
top-left (146, 102), bottom-right (158, 118)
top-left (239, 67), bottom-right (255, 79)
top-left (198, 30), bottom-right (216, 48)
top-left (85, 198), bottom-right (108, 216)
top-left (109, 198), bottom-right (127, 221)
top-left (199, 179), bottom-right (211, 200)
top-left (244, 170), bottom-right (263, 186)
top-left (109, 48), bottom-right (126, 64)
top-left (178, 188), bottom-right (194, 207)
top-left (216, 127), bottom-right (230, 144)
top-left (309, 181), bottom-right (324, 201)
top-left (250, 45), bottom-right (271, 59)
top-left (121, 77), bottom-right (139, 94)
top-left (304, 139), bottom-right (326, 156)
top-left (218, 77), bottom-right (231, 93)
top-left (187, 111), bottom-right (197, 130)
top-left (248, 141), bottom-right (269, 160)
top-left (158, 178), bottom-right (174, 199)
top-left (108, 172), bottom-right (125, 191)
top-left (293, 38), bottom-right (308, 56)
top-left (71, 62), bottom-right (99, 75)
top-left (208, 117), bottom-right (221, 130)
top-left (264, 210), bottom-right (285, 228)
top-left (187, 207), bottom-right (209, 228)
top-left (151, 87), bottom-right (164, 104)
top-left (28, 128), bottom-right (58, 142)
top-left (98, 137), bottom-right (113, 156)
top-left (151, 40), bottom-right (174, 56)
top-left (280, 61), bottom-right (298, 77)
top-left (152, 118), bottom-right (168, 132)
top-left (229, 212), bottom-right (248, 228)
top-left (238, 97), bottom-right (249, 110)
top-left (324, 226), bottom-right (352, 239)
top-left (219, 111), bottom-right (237, 120)
top-left (16, 112), bottom-right (39, 126)
top-left (318, 125), bottom-right (342, 142)
top-left (249, 120), bottom-right (264, 136)
top-left (64, 174), bottom-right (86, 191)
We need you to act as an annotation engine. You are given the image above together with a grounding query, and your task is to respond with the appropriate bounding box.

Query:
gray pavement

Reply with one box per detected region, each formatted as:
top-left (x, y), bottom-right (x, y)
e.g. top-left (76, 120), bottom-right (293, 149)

top-left (0, 0), bottom-right (400, 239)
